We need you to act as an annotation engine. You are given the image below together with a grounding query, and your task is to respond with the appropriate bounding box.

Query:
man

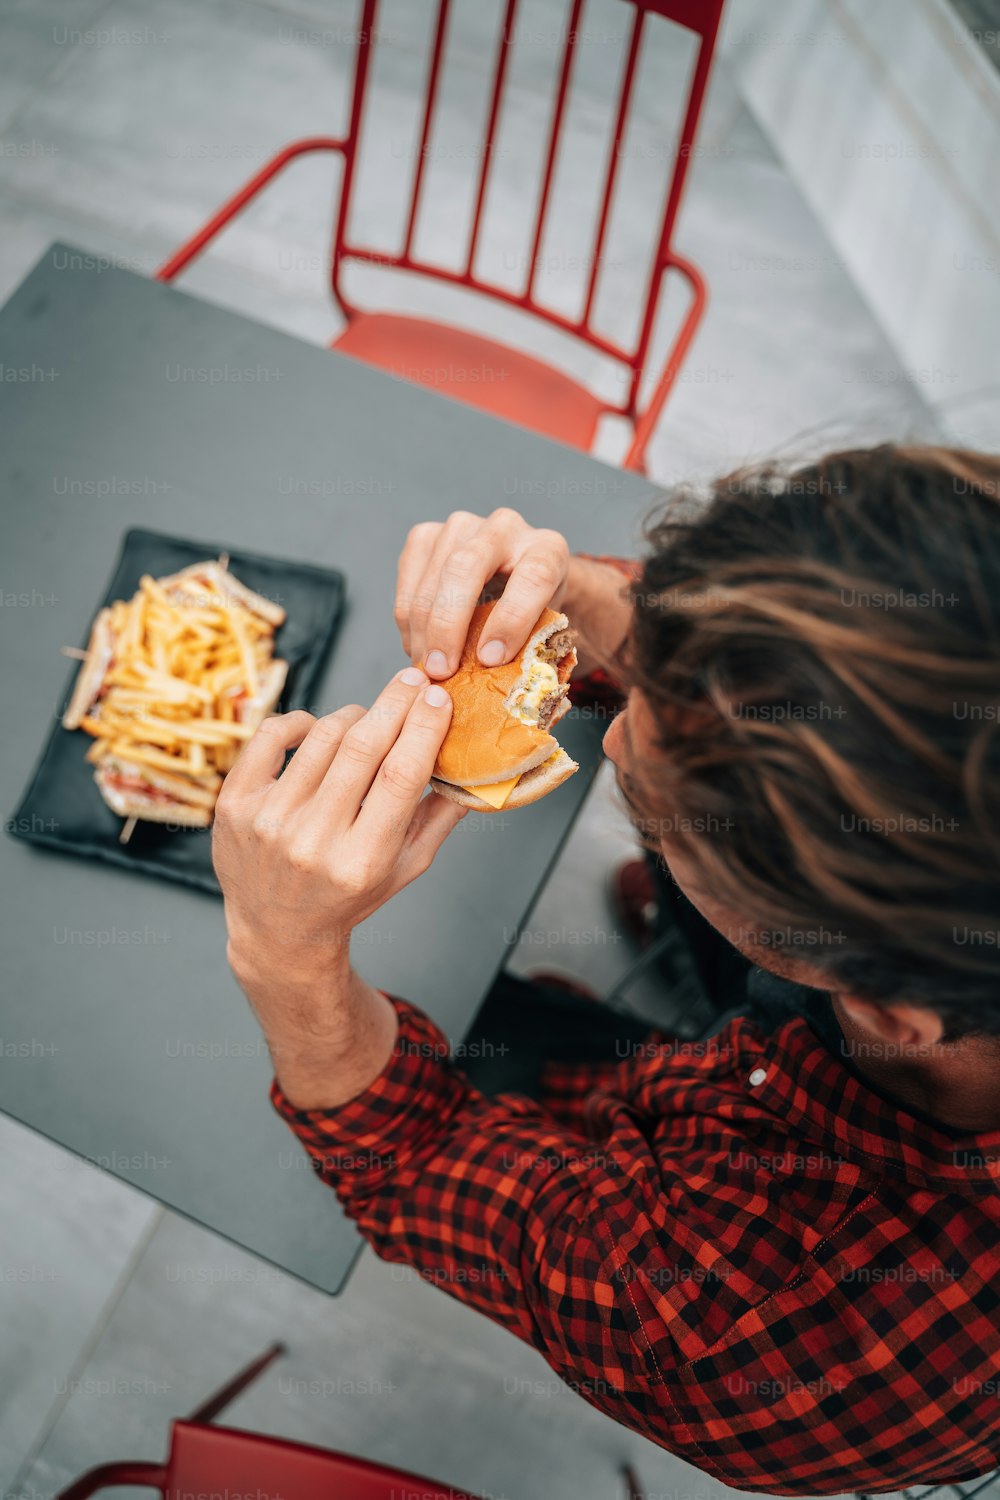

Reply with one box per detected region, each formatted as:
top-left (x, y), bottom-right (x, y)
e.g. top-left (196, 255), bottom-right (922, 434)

top-left (213, 444), bottom-right (1000, 1496)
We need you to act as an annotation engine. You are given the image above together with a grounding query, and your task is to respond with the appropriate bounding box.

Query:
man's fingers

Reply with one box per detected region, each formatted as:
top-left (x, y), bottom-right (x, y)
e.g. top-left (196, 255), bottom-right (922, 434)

top-left (396, 509), bottom-right (568, 677)
top-left (219, 710), bottom-right (316, 800)
top-left (356, 683), bottom-right (454, 852)
top-left (476, 533), bottom-right (569, 665)
top-left (394, 522), bottom-right (440, 658)
top-left (395, 788), bottom-right (469, 887)
top-left (418, 509), bottom-right (521, 676)
top-left (408, 511), bottom-right (484, 673)
top-left (313, 667), bottom-right (431, 823)
top-left (424, 532), bottom-right (511, 677)
top-left (264, 704), bottom-right (367, 812)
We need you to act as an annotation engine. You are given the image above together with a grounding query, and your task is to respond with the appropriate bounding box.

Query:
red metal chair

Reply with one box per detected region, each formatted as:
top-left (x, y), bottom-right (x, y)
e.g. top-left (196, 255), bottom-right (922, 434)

top-left (157, 0), bottom-right (725, 472)
top-left (55, 1341), bottom-right (482, 1499)
top-left (55, 1342), bottom-right (649, 1498)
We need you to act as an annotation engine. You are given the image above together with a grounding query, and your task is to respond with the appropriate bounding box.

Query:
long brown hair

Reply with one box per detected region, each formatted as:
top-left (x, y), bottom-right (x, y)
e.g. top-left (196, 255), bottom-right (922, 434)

top-left (627, 444), bottom-right (1000, 1033)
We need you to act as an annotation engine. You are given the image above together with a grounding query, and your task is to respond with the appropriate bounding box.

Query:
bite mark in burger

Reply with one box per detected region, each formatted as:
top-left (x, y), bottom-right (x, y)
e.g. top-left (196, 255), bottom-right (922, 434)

top-left (430, 603), bottom-right (579, 812)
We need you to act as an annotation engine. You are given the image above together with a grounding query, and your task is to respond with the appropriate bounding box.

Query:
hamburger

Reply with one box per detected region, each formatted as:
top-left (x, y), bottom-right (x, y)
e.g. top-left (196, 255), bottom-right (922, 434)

top-left (430, 602), bottom-right (579, 811)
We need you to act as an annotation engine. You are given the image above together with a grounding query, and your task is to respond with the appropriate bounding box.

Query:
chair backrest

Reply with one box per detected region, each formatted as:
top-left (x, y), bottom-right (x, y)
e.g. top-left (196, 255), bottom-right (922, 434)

top-left (166, 1421), bottom-right (482, 1500)
top-left (331, 0), bottom-right (725, 417)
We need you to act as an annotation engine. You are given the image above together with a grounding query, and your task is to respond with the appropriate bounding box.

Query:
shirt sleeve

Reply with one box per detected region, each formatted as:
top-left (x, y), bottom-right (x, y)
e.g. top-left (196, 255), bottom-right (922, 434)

top-left (270, 995), bottom-right (646, 1388)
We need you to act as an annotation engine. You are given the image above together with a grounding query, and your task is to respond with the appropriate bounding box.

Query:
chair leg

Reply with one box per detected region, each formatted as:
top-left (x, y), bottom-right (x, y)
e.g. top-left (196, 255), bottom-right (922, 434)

top-left (56, 1461), bottom-right (166, 1499)
top-left (187, 1341), bottom-right (287, 1424)
top-left (622, 1462), bottom-right (644, 1499)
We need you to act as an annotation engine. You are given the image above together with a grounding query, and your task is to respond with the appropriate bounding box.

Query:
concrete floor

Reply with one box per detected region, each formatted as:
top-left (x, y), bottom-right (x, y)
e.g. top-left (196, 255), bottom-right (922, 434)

top-left (0, 0), bottom-right (981, 1497)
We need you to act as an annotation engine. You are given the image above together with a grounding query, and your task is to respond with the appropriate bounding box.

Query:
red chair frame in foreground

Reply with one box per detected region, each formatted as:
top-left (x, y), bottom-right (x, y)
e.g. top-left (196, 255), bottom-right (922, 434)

top-left (157, 0), bottom-right (725, 472)
top-left (55, 1341), bottom-right (649, 1499)
top-left (55, 1341), bottom-right (482, 1500)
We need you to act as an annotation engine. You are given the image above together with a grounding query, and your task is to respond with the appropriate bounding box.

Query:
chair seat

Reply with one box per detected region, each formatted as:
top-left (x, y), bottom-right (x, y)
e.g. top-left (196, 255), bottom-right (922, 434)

top-left (333, 312), bottom-right (605, 449)
top-left (166, 1422), bottom-right (479, 1500)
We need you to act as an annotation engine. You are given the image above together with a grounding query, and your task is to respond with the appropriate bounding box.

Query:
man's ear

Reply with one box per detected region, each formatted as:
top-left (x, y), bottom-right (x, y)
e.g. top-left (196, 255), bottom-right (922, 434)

top-left (837, 993), bottom-right (945, 1048)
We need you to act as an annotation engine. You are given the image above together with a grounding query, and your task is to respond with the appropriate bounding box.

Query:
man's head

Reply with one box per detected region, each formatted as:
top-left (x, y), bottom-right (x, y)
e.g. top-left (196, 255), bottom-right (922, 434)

top-left (602, 443), bottom-right (1000, 1042)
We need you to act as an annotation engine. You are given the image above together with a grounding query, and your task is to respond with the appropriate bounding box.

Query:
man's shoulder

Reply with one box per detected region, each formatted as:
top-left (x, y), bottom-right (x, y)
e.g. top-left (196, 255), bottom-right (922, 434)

top-left (590, 1015), bottom-right (1000, 1489)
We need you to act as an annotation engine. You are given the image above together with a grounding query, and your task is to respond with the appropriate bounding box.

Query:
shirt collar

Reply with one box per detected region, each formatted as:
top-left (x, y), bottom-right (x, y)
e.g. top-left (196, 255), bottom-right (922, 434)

top-left (731, 1010), bottom-right (1000, 1196)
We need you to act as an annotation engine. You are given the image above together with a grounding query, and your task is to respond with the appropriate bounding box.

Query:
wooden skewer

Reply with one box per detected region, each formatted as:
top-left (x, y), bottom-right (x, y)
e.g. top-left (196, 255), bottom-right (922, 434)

top-left (119, 815), bottom-right (138, 846)
top-left (62, 646), bottom-right (91, 661)
top-left (217, 552), bottom-right (230, 572)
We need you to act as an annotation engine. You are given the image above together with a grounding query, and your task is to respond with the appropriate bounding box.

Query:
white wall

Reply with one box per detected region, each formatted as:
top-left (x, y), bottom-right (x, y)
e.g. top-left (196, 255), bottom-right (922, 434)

top-left (720, 0), bottom-right (1000, 449)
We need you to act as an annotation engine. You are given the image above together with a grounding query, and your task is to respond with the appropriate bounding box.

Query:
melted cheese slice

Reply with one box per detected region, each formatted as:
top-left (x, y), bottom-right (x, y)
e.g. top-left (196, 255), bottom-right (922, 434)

top-left (510, 660), bottom-right (559, 723)
top-left (460, 773), bottom-right (521, 809)
top-left (459, 750), bottom-right (564, 809)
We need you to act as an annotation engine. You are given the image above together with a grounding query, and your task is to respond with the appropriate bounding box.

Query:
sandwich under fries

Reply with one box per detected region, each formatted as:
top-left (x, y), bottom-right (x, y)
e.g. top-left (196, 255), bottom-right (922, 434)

top-left (63, 559), bottom-right (288, 833)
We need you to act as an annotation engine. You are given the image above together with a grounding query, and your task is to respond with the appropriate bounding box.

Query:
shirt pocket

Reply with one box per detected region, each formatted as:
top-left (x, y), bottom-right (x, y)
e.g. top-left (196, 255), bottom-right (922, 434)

top-left (592, 1181), bottom-right (882, 1394)
top-left (588, 1193), bottom-right (785, 1387)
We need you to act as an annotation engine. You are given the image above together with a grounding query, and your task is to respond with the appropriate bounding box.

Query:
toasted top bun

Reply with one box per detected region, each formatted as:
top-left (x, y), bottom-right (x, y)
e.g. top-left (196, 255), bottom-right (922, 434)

top-left (432, 603), bottom-right (572, 787)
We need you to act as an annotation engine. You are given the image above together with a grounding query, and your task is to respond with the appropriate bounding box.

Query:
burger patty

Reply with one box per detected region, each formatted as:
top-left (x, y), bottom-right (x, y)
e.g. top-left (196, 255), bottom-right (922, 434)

top-left (537, 631), bottom-right (574, 664)
top-left (537, 690), bottom-right (568, 729)
top-left (532, 633), bottom-right (576, 729)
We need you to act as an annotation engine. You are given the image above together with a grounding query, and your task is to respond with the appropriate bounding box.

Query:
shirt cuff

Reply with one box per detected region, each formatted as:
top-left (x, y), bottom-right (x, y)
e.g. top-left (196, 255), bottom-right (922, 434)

top-left (270, 994), bottom-right (469, 1193)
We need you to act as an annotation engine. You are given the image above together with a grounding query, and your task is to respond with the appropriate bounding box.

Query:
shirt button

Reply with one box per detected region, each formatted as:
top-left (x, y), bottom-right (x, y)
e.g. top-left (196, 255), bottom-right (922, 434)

top-left (748, 1067), bottom-right (768, 1087)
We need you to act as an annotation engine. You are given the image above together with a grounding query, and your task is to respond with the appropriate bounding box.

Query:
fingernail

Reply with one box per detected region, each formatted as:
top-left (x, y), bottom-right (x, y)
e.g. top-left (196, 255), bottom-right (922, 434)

top-left (400, 666), bottom-right (426, 686)
top-left (424, 684), bottom-right (450, 708)
top-left (478, 638), bottom-right (505, 666)
top-left (425, 650), bottom-right (450, 677)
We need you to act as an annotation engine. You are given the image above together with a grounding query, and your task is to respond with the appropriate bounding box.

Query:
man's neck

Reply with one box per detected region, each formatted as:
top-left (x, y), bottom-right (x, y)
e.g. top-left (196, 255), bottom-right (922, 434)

top-left (830, 997), bottom-right (1000, 1133)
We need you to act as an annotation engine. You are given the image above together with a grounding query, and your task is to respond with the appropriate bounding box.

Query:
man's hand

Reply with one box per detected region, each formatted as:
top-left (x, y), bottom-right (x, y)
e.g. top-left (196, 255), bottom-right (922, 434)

top-left (395, 508), bottom-right (570, 677)
top-left (212, 667), bottom-right (467, 1105)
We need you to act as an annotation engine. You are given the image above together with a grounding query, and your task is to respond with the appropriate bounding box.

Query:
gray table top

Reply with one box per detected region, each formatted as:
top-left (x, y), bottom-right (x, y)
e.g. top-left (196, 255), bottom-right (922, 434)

top-left (0, 243), bottom-right (656, 1293)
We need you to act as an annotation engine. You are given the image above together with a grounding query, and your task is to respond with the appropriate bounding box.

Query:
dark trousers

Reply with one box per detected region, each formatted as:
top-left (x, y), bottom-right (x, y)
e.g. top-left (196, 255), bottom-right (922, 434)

top-left (647, 851), bottom-right (754, 1017)
top-left (464, 851), bottom-right (753, 1101)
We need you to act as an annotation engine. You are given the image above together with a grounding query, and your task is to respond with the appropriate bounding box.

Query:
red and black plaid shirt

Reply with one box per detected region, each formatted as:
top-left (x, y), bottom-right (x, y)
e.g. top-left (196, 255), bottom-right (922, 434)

top-left (272, 558), bottom-right (1000, 1496)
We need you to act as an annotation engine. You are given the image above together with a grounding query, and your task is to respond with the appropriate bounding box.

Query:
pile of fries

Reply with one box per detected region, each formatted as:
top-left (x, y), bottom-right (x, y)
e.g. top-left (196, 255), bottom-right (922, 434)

top-left (63, 559), bottom-right (288, 834)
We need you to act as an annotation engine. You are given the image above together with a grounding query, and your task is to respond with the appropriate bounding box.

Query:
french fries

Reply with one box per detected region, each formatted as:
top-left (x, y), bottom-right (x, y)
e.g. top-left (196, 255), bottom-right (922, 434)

top-left (63, 558), bottom-right (289, 831)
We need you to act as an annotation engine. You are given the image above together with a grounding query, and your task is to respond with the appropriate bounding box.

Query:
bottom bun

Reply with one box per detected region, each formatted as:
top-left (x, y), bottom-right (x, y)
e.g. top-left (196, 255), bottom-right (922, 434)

top-left (430, 748), bottom-right (578, 813)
